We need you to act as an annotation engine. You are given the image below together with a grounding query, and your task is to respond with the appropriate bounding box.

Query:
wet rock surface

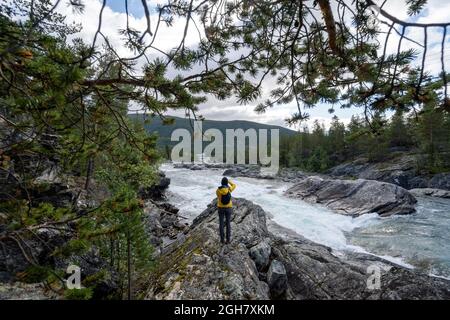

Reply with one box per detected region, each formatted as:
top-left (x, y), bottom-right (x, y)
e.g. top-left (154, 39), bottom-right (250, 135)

top-left (285, 176), bottom-right (417, 217)
top-left (146, 198), bottom-right (450, 300)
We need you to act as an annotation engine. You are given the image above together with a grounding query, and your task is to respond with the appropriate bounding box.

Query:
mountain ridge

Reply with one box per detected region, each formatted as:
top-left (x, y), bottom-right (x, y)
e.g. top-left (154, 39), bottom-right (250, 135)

top-left (128, 114), bottom-right (297, 147)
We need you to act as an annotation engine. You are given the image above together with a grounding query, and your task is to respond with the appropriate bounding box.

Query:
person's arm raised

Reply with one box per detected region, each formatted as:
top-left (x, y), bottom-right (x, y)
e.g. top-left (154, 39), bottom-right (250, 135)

top-left (228, 180), bottom-right (236, 192)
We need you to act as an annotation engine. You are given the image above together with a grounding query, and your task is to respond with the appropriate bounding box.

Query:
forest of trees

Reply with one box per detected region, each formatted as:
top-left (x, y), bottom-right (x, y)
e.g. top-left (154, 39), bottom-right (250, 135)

top-left (280, 109), bottom-right (450, 173)
top-left (0, 3), bottom-right (162, 299)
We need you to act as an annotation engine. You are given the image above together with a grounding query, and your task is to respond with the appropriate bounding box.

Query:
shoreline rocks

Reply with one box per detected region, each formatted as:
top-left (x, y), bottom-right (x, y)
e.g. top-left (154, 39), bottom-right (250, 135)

top-left (285, 176), bottom-right (417, 217)
top-left (146, 198), bottom-right (272, 300)
top-left (139, 171), bottom-right (171, 200)
top-left (409, 188), bottom-right (450, 199)
top-left (328, 155), bottom-right (450, 193)
top-left (223, 165), bottom-right (271, 179)
top-left (172, 162), bottom-right (308, 182)
top-left (146, 198), bottom-right (450, 300)
top-left (266, 260), bottom-right (287, 298)
top-left (223, 166), bottom-right (308, 182)
top-left (171, 161), bottom-right (450, 201)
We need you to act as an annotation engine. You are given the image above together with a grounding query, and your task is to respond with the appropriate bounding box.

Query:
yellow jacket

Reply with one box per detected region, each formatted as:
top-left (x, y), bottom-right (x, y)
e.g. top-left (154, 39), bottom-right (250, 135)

top-left (216, 180), bottom-right (236, 208)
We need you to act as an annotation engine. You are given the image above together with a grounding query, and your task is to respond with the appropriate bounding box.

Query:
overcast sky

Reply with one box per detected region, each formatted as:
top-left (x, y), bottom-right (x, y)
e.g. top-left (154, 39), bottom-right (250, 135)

top-left (56, 0), bottom-right (450, 129)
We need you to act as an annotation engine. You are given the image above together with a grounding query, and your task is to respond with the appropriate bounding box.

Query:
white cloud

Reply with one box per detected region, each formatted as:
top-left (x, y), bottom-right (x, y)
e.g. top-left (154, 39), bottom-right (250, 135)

top-left (57, 0), bottom-right (203, 58)
top-left (375, 0), bottom-right (450, 75)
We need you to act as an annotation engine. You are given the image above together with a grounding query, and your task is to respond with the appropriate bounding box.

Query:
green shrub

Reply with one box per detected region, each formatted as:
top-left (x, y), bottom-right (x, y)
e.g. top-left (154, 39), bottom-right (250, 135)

top-left (64, 288), bottom-right (94, 300)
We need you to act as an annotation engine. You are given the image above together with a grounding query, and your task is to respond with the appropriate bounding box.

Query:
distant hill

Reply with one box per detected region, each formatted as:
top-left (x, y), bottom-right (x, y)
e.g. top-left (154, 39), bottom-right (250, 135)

top-left (129, 114), bottom-right (297, 147)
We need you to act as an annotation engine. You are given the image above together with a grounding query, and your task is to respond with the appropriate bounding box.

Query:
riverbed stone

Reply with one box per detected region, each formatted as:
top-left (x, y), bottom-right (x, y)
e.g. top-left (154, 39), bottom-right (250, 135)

top-left (267, 259), bottom-right (287, 298)
top-left (249, 240), bottom-right (271, 271)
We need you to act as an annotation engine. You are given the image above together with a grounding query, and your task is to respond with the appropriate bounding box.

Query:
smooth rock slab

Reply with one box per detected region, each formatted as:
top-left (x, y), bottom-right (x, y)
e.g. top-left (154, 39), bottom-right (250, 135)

top-left (285, 176), bottom-right (417, 217)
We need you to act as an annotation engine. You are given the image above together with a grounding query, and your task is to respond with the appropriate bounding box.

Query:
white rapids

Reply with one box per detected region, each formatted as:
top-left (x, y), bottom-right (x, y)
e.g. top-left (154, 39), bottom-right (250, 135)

top-left (161, 163), bottom-right (450, 279)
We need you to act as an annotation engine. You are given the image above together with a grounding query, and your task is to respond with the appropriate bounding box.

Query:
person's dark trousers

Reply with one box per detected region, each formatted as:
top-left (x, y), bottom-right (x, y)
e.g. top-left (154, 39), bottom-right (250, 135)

top-left (218, 207), bottom-right (232, 243)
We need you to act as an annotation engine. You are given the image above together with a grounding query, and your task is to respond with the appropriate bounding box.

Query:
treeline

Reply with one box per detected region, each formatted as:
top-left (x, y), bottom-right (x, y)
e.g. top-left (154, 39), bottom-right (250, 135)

top-left (280, 106), bottom-right (450, 173)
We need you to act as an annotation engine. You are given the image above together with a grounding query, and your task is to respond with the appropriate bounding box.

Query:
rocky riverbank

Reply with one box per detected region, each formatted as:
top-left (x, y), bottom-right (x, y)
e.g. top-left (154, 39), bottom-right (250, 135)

top-left (0, 169), bottom-right (186, 299)
top-left (146, 198), bottom-right (450, 299)
top-left (285, 176), bottom-right (417, 217)
top-left (0, 172), bottom-right (118, 299)
top-left (328, 154), bottom-right (450, 192)
top-left (173, 162), bottom-right (308, 182)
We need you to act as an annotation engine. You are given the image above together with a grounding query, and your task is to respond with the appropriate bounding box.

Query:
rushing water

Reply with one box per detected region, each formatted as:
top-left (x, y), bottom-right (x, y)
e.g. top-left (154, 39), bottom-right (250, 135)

top-left (161, 164), bottom-right (450, 279)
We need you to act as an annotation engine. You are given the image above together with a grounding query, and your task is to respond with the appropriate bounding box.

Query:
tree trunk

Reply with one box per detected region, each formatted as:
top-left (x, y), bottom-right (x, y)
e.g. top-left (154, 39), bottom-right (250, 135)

top-left (127, 230), bottom-right (132, 300)
top-left (110, 237), bottom-right (114, 267)
top-left (84, 157), bottom-right (94, 191)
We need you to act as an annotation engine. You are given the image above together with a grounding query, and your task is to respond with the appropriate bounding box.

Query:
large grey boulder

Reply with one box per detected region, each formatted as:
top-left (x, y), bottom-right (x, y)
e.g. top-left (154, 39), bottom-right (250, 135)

top-left (249, 240), bottom-right (271, 271)
top-left (147, 198), bottom-right (450, 300)
top-left (409, 188), bottom-right (450, 199)
top-left (285, 176), bottom-right (417, 216)
top-left (143, 200), bottom-right (188, 252)
top-left (267, 260), bottom-right (287, 298)
top-left (190, 164), bottom-right (205, 170)
top-left (271, 233), bottom-right (450, 300)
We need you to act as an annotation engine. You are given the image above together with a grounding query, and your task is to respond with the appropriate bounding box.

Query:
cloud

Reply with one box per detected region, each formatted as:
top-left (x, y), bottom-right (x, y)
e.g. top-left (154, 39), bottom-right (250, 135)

top-left (376, 0), bottom-right (450, 75)
top-left (57, 0), bottom-right (202, 57)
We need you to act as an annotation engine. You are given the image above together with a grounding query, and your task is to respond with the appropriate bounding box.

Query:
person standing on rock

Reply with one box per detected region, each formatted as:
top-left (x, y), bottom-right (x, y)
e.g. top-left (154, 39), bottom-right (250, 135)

top-left (216, 177), bottom-right (236, 244)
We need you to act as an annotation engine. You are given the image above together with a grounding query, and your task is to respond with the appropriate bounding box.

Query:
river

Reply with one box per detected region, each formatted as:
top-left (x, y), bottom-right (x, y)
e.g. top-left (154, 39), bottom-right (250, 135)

top-left (161, 163), bottom-right (450, 279)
